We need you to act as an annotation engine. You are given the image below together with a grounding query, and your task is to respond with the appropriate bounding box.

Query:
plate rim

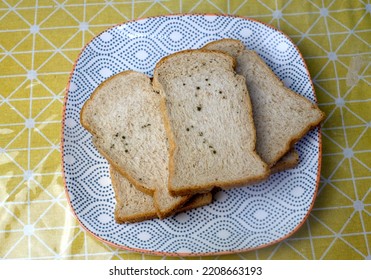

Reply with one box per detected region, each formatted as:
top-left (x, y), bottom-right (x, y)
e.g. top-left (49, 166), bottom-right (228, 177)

top-left (60, 13), bottom-right (323, 257)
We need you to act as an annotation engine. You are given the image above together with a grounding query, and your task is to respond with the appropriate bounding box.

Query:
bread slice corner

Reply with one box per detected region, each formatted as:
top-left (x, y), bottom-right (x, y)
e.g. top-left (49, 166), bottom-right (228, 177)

top-left (110, 166), bottom-right (212, 223)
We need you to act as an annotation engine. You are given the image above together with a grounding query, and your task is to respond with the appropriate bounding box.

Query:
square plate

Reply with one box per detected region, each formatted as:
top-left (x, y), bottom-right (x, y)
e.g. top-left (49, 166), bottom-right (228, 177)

top-left (61, 14), bottom-right (322, 256)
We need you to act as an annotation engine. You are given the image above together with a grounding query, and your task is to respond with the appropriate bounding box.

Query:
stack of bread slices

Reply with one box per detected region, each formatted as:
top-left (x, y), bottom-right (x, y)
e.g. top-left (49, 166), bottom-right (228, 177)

top-left (80, 39), bottom-right (325, 223)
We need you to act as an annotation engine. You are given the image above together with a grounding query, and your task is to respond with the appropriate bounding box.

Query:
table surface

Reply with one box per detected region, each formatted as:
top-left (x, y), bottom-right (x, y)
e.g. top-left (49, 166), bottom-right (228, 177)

top-left (1, 0), bottom-right (370, 260)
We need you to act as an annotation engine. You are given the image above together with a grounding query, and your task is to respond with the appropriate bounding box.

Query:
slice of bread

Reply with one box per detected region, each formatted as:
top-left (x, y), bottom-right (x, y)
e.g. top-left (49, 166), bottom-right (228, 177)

top-left (203, 39), bottom-right (325, 167)
top-left (153, 50), bottom-right (269, 196)
top-left (110, 166), bottom-right (212, 223)
top-left (80, 71), bottom-right (191, 218)
top-left (202, 39), bottom-right (300, 171)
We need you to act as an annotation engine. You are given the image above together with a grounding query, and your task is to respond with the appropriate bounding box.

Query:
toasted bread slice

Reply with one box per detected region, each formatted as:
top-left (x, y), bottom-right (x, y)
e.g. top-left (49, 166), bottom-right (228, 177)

top-left (80, 71), bottom-right (191, 218)
top-left (110, 166), bottom-right (212, 223)
top-left (203, 39), bottom-right (325, 167)
top-left (153, 50), bottom-right (269, 196)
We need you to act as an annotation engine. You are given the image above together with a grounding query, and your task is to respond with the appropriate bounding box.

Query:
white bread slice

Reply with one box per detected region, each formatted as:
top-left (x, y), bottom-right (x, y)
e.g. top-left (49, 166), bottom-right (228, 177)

top-left (153, 50), bottom-right (269, 196)
top-left (203, 39), bottom-right (325, 167)
top-left (202, 39), bottom-right (299, 171)
top-left (80, 71), bottom-right (191, 218)
top-left (110, 166), bottom-right (212, 223)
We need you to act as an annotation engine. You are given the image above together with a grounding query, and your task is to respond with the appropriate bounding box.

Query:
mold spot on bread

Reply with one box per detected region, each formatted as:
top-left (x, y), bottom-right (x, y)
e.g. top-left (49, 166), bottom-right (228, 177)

top-left (141, 123), bottom-right (151, 128)
top-left (197, 105), bottom-right (202, 111)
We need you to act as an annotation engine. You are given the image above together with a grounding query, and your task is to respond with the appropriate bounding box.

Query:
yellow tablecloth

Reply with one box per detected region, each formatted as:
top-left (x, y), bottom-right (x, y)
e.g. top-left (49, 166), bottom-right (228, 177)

top-left (1, 0), bottom-right (370, 260)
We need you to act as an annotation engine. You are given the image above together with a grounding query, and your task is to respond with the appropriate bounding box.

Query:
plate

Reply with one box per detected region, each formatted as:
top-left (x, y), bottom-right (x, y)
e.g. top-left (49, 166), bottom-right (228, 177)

top-left (62, 14), bottom-right (322, 256)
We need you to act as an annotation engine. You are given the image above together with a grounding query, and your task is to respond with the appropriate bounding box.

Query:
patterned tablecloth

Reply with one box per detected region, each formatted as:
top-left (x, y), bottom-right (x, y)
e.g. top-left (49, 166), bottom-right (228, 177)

top-left (0, 0), bottom-right (370, 260)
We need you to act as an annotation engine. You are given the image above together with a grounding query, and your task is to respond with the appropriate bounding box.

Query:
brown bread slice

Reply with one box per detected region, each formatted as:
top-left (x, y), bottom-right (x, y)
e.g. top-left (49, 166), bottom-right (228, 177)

top-left (203, 39), bottom-right (325, 167)
top-left (80, 71), bottom-right (191, 218)
top-left (153, 50), bottom-right (269, 196)
top-left (110, 166), bottom-right (212, 223)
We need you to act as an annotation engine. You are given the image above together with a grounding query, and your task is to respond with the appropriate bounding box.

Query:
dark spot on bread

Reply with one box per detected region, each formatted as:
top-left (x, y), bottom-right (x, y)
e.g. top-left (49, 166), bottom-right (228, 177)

top-left (186, 128), bottom-right (190, 131)
top-left (196, 86), bottom-right (200, 90)
top-left (197, 105), bottom-right (202, 111)
top-left (141, 123), bottom-right (151, 128)
top-left (125, 149), bottom-right (129, 153)
top-left (199, 132), bottom-right (203, 136)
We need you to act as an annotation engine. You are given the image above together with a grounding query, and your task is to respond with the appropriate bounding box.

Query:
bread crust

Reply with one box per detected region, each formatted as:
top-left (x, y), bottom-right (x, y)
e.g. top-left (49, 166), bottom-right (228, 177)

top-left (152, 49), bottom-right (237, 80)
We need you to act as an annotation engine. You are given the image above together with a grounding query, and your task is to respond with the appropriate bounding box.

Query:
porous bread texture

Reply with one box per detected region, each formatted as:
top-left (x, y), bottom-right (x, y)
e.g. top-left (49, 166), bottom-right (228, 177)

top-left (153, 50), bottom-right (269, 196)
top-left (80, 71), bottom-right (191, 218)
top-left (110, 166), bottom-right (212, 223)
top-left (203, 39), bottom-right (325, 167)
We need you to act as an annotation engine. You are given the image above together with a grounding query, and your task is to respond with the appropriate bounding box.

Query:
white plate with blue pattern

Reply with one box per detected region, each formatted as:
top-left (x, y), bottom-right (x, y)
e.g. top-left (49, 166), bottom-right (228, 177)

top-left (62, 14), bottom-right (322, 256)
